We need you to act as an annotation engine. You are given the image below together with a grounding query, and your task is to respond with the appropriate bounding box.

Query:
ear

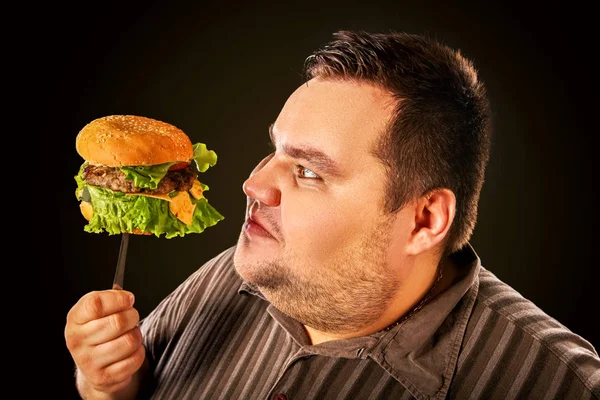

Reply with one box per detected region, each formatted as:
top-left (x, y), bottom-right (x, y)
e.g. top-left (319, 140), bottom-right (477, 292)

top-left (405, 188), bottom-right (456, 256)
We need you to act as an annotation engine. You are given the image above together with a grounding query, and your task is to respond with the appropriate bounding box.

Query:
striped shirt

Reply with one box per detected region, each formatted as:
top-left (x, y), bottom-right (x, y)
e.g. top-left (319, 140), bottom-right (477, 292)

top-left (138, 244), bottom-right (600, 399)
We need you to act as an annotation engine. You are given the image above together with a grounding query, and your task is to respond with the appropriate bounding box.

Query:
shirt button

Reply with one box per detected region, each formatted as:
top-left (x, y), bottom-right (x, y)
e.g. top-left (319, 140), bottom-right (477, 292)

top-left (274, 394), bottom-right (287, 400)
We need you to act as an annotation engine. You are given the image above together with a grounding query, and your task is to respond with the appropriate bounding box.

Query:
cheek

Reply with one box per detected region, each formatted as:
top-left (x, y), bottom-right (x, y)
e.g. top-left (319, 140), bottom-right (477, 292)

top-left (281, 195), bottom-right (367, 252)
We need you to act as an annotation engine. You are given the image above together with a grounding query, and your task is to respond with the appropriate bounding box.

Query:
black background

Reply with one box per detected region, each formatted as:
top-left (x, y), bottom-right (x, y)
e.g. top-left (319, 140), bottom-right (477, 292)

top-left (34, 1), bottom-right (597, 398)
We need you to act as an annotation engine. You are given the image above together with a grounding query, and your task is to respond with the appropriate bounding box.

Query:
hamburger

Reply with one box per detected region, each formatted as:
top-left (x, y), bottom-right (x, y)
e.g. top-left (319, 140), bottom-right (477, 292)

top-left (74, 115), bottom-right (224, 238)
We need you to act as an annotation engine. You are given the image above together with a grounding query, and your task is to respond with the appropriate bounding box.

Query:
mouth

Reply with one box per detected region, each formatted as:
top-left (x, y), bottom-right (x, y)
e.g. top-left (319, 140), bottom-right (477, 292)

top-left (244, 214), bottom-right (276, 239)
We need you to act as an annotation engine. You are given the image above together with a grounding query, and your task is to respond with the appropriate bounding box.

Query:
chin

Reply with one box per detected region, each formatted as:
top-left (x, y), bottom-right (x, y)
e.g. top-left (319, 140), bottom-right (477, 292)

top-left (233, 239), bottom-right (261, 282)
top-left (234, 240), bottom-right (283, 286)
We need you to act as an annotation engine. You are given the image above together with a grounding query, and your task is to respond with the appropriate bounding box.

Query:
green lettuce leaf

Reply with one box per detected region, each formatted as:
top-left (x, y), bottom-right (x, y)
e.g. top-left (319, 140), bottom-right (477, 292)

top-left (116, 142), bottom-right (218, 189)
top-left (81, 185), bottom-right (224, 238)
top-left (120, 164), bottom-right (172, 190)
top-left (192, 143), bottom-right (218, 172)
top-left (75, 162), bottom-right (87, 199)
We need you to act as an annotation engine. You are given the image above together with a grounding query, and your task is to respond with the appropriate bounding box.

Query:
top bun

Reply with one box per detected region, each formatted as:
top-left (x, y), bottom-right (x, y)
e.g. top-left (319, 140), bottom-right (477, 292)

top-left (76, 115), bottom-right (194, 166)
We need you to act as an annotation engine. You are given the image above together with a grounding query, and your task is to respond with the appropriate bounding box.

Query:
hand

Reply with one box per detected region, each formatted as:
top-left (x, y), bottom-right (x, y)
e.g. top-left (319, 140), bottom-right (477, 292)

top-left (65, 290), bottom-right (145, 395)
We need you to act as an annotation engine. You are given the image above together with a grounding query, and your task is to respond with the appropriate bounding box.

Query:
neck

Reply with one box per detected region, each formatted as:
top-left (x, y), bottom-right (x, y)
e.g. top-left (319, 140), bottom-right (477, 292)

top-left (304, 255), bottom-right (456, 345)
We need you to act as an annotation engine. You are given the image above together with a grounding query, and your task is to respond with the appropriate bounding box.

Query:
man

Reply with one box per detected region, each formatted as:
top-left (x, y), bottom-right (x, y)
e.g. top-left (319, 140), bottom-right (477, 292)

top-left (64, 30), bottom-right (600, 399)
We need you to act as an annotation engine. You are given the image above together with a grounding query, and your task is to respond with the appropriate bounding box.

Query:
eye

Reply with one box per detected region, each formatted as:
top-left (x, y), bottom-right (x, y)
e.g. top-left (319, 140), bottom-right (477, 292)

top-left (295, 165), bottom-right (321, 179)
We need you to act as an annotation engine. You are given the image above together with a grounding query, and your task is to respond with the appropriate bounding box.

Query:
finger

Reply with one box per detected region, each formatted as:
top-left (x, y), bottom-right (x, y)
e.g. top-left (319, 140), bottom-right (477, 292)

top-left (101, 344), bottom-right (146, 387)
top-left (84, 343), bottom-right (146, 391)
top-left (68, 290), bottom-right (135, 325)
top-left (81, 307), bottom-right (140, 346)
top-left (90, 327), bottom-right (143, 370)
top-left (92, 375), bottom-right (133, 395)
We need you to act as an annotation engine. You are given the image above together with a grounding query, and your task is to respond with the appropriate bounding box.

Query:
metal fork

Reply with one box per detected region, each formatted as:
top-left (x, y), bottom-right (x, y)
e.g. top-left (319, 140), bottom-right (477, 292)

top-left (112, 233), bottom-right (130, 290)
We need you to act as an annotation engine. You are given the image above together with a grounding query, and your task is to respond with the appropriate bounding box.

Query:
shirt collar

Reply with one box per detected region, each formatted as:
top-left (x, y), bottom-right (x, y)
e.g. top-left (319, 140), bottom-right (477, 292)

top-left (238, 244), bottom-right (481, 399)
top-left (239, 280), bottom-right (263, 298)
top-left (369, 243), bottom-right (481, 399)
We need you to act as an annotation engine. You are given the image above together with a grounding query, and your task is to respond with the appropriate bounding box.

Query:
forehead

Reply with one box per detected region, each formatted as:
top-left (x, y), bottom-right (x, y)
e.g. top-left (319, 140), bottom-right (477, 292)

top-left (271, 78), bottom-right (396, 170)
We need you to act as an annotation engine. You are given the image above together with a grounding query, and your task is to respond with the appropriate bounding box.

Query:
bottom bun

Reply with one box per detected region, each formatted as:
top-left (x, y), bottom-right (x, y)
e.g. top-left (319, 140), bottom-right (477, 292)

top-left (126, 229), bottom-right (152, 236)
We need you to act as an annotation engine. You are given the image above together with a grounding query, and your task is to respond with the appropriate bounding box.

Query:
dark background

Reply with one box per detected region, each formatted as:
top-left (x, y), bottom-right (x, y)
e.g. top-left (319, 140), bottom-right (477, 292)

top-left (35, 1), bottom-right (597, 398)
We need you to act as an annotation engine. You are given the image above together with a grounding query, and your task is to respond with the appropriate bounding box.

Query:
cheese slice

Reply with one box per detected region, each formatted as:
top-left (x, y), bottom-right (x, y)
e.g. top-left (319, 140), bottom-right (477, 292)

top-left (189, 180), bottom-right (204, 199)
top-left (113, 190), bottom-right (197, 225)
top-left (80, 201), bottom-right (93, 221)
top-left (168, 191), bottom-right (196, 225)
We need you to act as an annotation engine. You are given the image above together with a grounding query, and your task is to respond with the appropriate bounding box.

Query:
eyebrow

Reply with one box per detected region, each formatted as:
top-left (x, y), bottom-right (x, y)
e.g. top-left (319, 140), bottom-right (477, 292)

top-left (268, 123), bottom-right (343, 178)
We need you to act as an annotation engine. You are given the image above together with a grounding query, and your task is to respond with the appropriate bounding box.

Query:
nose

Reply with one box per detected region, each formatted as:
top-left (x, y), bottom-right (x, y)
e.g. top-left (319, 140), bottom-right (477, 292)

top-left (243, 154), bottom-right (281, 207)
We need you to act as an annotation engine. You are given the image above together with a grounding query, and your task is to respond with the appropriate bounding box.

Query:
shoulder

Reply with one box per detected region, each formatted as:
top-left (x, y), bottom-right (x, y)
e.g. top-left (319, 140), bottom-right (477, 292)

top-left (176, 244), bottom-right (239, 299)
top-left (476, 266), bottom-right (597, 356)
top-left (141, 245), bottom-right (240, 327)
top-left (453, 266), bottom-right (600, 398)
top-left (195, 245), bottom-right (237, 278)
top-left (196, 244), bottom-right (237, 274)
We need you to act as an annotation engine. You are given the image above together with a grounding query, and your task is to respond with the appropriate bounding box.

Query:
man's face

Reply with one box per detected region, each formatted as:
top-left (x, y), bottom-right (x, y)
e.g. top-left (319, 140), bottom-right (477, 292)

top-left (234, 78), bottom-right (405, 334)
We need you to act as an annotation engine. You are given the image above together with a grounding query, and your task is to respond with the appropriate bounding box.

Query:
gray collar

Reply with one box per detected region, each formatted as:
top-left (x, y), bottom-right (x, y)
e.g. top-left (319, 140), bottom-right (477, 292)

top-left (369, 244), bottom-right (480, 399)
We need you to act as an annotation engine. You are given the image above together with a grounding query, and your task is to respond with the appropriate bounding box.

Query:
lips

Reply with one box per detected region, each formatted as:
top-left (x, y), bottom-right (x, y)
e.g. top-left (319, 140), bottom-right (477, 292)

top-left (245, 214), bottom-right (275, 239)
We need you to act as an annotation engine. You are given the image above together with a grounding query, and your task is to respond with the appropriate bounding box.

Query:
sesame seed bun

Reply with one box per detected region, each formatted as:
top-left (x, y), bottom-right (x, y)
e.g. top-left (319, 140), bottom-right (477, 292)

top-left (76, 115), bottom-right (193, 167)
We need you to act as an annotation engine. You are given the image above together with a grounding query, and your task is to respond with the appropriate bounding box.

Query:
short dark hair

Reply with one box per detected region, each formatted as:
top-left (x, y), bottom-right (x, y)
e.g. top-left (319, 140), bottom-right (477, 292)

top-left (304, 30), bottom-right (492, 255)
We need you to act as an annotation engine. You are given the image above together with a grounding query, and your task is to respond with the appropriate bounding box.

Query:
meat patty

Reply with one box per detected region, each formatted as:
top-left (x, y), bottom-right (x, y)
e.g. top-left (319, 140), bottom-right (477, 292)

top-left (83, 164), bottom-right (198, 194)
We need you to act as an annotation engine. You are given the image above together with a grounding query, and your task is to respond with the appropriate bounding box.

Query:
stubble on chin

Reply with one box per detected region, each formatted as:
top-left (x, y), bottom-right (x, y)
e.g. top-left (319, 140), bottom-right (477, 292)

top-left (233, 217), bottom-right (399, 335)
